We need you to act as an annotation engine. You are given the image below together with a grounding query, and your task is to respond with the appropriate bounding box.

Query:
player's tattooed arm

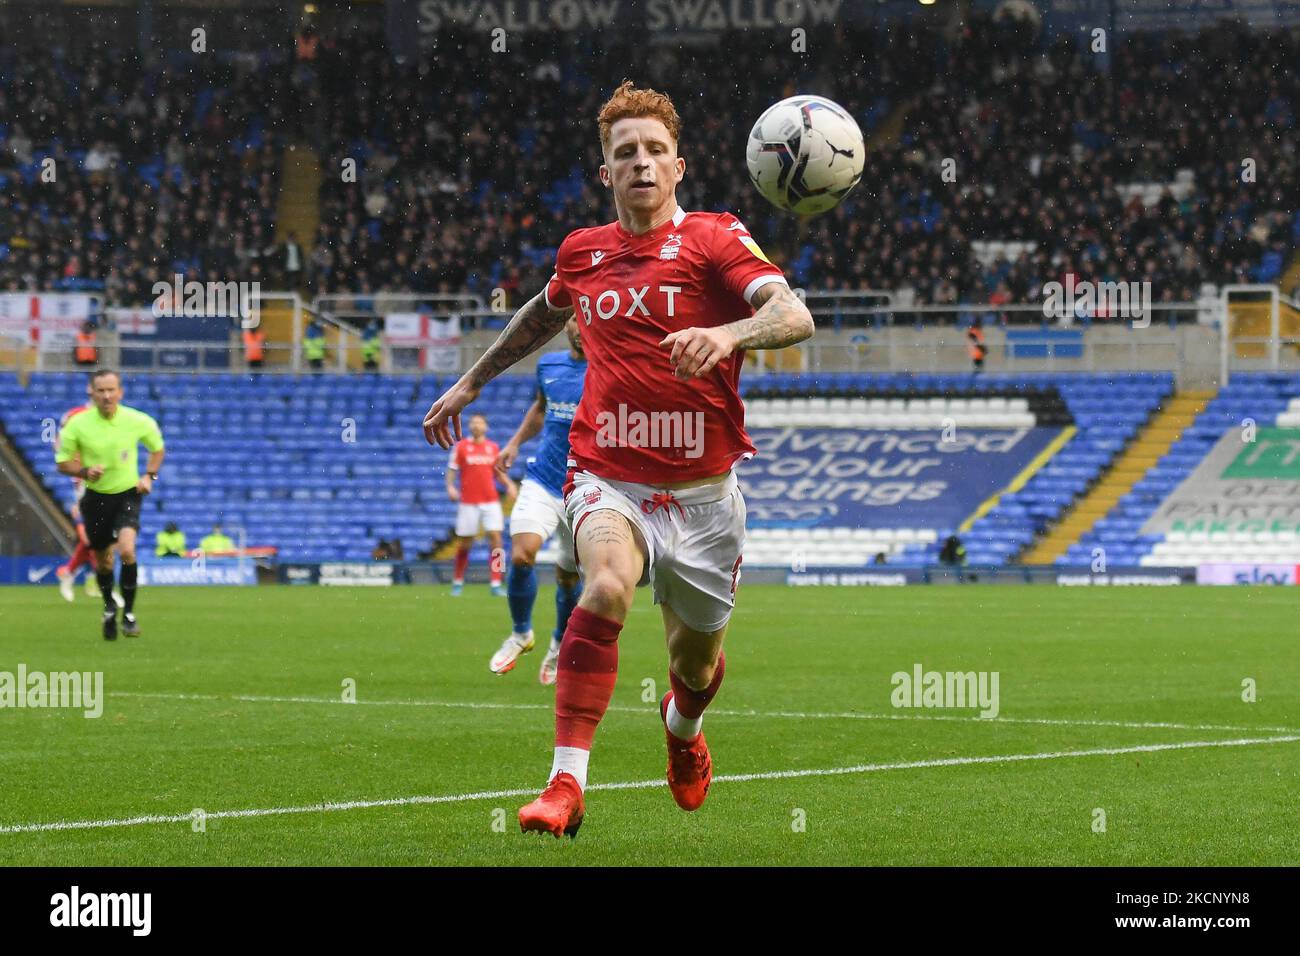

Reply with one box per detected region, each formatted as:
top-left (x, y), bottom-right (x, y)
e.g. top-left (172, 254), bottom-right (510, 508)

top-left (660, 281), bottom-right (814, 379)
top-left (465, 292), bottom-right (572, 389)
top-left (423, 291), bottom-right (571, 447)
top-left (725, 282), bottom-right (815, 350)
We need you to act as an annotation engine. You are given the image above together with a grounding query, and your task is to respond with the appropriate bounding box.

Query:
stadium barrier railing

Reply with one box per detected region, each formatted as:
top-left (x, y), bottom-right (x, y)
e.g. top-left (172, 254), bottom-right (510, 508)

top-left (1219, 285), bottom-right (1300, 383)
top-left (4, 289), bottom-right (1297, 384)
top-left (57, 330), bottom-right (1218, 382)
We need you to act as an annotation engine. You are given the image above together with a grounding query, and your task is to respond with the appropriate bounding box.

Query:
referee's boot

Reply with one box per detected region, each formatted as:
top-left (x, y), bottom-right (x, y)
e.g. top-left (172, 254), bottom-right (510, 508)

top-left (102, 607), bottom-right (118, 641)
top-left (122, 613), bottom-right (141, 638)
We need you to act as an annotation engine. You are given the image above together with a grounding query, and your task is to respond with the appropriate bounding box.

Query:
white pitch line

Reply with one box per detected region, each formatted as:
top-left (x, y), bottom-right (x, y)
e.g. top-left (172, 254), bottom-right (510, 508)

top-left (2, 734), bottom-right (1297, 835)
top-left (112, 691), bottom-right (555, 713)
top-left (708, 708), bottom-right (1300, 735)
top-left (108, 691), bottom-right (1300, 736)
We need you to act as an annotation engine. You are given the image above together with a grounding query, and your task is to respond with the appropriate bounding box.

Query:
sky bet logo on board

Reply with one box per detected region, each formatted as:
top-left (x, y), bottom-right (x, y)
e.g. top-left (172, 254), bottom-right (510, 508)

top-left (1195, 563), bottom-right (1300, 586)
top-left (1234, 566), bottom-right (1295, 585)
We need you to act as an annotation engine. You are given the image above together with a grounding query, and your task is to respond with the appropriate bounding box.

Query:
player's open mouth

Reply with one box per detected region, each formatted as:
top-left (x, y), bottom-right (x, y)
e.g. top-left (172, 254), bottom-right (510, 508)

top-left (632, 181), bottom-right (655, 189)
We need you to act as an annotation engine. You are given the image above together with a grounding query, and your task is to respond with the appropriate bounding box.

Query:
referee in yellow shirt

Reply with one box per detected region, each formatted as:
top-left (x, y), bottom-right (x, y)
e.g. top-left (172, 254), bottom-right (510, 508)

top-left (56, 369), bottom-right (165, 640)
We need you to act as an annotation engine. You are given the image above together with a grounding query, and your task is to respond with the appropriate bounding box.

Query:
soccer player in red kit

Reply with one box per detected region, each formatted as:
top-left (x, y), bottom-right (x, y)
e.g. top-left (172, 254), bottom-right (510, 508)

top-left (446, 413), bottom-right (516, 596)
top-left (423, 80), bottom-right (813, 837)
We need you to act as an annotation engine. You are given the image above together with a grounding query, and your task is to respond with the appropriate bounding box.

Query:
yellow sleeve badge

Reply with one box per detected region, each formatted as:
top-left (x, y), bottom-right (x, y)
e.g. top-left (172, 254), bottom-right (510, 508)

top-left (738, 234), bottom-right (773, 264)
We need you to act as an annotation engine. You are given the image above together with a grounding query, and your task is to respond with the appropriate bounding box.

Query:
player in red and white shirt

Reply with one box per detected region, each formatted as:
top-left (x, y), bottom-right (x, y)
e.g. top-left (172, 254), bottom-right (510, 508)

top-left (445, 413), bottom-right (516, 597)
top-left (423, 81), bottom-right (814, 837)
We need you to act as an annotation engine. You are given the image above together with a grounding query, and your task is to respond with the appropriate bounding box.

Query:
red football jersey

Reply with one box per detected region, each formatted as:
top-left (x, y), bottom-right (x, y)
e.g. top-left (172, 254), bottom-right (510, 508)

top-left (452, 438), bottom-right (501, 504)
top-left (545, 206), bottom-right (786, 484)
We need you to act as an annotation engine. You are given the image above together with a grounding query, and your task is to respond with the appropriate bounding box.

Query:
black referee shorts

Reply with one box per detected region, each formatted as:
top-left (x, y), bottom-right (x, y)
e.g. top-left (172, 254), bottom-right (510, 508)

top-left (81, 489), bottom-right (142, 551)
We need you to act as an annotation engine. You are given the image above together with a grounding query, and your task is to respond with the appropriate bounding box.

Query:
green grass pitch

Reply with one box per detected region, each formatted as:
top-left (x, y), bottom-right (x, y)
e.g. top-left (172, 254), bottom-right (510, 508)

top-left (1, 584), bottom-right (1297, 866)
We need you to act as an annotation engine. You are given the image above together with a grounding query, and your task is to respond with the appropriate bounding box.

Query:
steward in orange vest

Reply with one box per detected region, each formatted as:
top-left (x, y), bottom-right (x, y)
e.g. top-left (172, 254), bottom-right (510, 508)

top-left (74, 323), bottom-right (97, 366)
top-left (243, 328), bottom-right (266, 368)
top-left (967, 318), bottom-right (987, 372)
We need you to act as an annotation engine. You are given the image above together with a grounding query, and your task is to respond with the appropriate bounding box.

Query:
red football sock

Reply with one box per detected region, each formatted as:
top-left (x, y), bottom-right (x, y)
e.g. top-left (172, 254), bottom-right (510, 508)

top-left (554, 606), bottom-right (622, 750)
top-left (58, 541), bottom-right (93, 576)
top-left (669, 652), bottom-right (726, 719)
top-left (69, 540), bottom-right (93, 573)
top-left (453, 546), bottom-right (470, 582)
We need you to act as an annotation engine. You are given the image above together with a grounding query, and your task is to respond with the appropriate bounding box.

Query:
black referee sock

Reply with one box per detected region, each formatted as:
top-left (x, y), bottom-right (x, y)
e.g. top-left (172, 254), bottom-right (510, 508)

top-left (120, 563), bottom-right (137, 615)
top-left (97, 570), bottom-right (116, 611)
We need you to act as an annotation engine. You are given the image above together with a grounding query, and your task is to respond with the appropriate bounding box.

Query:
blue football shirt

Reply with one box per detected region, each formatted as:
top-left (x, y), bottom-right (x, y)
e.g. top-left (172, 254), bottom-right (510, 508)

top-left (525, 351), bottom-right (587, 496)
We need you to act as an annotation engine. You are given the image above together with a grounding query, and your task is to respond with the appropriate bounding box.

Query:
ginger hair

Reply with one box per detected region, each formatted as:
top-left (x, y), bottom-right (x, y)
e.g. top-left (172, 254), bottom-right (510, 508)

top-left (597, 80), bottom-right (682, 151)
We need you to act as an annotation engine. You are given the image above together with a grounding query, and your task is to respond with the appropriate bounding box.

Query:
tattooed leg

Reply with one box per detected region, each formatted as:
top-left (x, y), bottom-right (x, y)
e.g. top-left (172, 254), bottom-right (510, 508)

top-left (572, 509), bottom-right (646, 624)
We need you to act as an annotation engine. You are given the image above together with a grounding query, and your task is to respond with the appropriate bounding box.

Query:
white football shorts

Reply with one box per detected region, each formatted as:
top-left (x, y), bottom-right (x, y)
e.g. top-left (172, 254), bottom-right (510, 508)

top-left (455, 501), bottom-right (504, 537)
top-left (509, 477), bottom-right (576, 572)
top-left (564, 469), bottom-right (746, 633)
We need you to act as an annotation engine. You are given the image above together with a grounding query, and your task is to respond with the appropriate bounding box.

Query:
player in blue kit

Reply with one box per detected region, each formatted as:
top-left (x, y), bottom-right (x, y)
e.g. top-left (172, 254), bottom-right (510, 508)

top-left (489, 317), bottom-right (587, 684)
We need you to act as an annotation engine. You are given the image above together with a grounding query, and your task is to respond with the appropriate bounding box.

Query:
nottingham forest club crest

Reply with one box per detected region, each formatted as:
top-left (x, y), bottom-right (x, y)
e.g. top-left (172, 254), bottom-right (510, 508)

top-left (660, 234), bottom-right (682, 260)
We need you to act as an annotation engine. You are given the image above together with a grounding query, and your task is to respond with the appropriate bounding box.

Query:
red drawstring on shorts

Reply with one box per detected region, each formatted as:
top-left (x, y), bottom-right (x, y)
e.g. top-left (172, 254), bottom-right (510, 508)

top-left (643, 490), bottom-right (685, 520)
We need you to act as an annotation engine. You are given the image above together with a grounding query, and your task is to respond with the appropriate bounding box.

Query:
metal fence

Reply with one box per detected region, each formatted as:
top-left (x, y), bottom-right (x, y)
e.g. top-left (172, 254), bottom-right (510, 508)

top-left (4, 287), bottom-right (1298, 385)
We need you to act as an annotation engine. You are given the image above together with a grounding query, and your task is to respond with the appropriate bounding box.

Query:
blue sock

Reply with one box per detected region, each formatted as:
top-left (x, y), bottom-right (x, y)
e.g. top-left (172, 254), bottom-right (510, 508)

top-left (506, 562), bottom-right (537, 635)
top-left (553, 577), bottom-right (583, 644)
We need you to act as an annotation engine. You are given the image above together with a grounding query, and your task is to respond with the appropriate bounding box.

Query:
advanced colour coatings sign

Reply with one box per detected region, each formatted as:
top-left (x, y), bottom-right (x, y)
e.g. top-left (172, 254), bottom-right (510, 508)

top-left (739, 426), bottom-right (1063, 529)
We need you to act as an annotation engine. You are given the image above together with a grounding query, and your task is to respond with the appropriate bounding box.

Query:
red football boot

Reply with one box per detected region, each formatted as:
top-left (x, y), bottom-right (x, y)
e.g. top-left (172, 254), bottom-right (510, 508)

top-left (518, 771), bottom-right (585, 838)
top-left (660, 692), bottom-right (712, 811)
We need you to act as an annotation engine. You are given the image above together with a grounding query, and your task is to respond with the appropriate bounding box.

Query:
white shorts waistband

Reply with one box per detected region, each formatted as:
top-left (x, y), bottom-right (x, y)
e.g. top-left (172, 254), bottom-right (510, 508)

top-left (575, 470), bottom-right (738, 506)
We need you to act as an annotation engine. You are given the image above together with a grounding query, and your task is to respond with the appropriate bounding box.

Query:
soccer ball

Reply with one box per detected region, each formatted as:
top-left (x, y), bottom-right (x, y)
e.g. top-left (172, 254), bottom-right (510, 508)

top-left (746, 95), bottom-right (865, 216)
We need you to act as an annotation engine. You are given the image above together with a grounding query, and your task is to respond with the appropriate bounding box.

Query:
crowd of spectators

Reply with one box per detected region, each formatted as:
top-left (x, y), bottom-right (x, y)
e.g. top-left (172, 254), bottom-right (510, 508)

top-left (1, 15), bottom-right (1296, 317)
top-left (308, 16), bottom-right (1298, 315)
top-left (802, 22), bottom-right (1300, 310)
top-left (308, 25), bottom-right (910, 300)
top-left (0, 47), bottom-right (287, 304)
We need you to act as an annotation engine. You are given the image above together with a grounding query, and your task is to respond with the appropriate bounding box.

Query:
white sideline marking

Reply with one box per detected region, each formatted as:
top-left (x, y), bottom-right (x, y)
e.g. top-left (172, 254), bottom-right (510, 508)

top-left (109, 691), bottom-right (1300, 736)
top-left (2, 734), bottom-right (1297, 835)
